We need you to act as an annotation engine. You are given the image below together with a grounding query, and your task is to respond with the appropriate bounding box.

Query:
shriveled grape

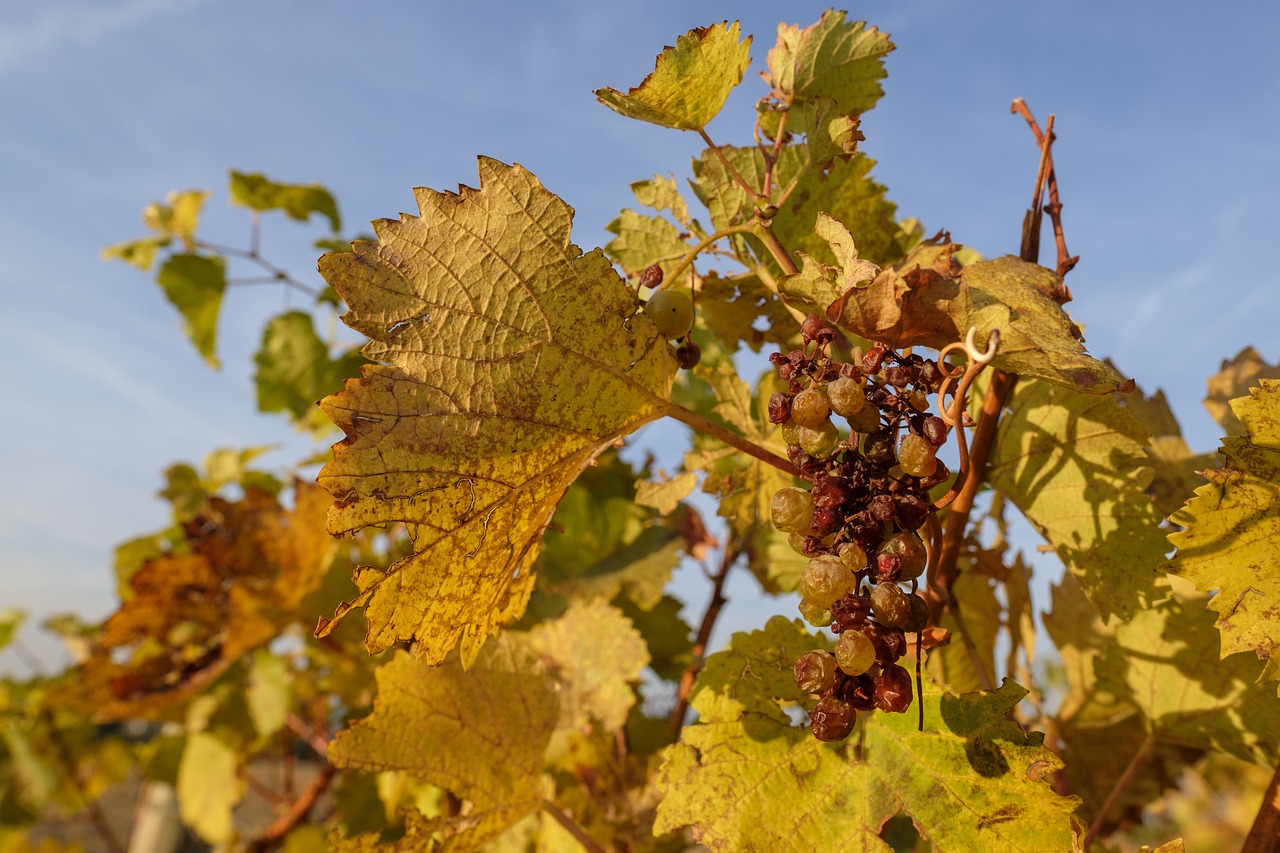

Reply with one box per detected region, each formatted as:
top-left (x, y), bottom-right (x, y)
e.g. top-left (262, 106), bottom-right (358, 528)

top-left (870, 582), bottom-right (910, 628)
top-left (797, 598), bottom-right (833, 627)
top-left (898, 432), bottom-right (938, 477)
top-left (827, 376), bottom-right (867, 417)
top-left (799, 555), bottom-right (855, 607)
top-left (791, 387), bottom-right (831, 429)
top-left (877, 532), bottom-right (927, 580)
top-left (797, 421), bottom-right (840, 458)
top-left (794, 650), bottom-right (837, 694)
top-left (810, 696), bottom-right (857, 741)
top-left (834, 629), bottom-right (877, 676)
top-left (873, 664), bottom-right (913, 713)
top-left (837, 541), bottom-right (867, 571)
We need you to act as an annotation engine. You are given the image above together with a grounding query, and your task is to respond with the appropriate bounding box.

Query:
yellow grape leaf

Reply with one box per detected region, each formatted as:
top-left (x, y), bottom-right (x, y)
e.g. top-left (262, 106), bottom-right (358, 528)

top-left (1204, 346), bottom-right (1280, 435)
top-left (655, 617), bottom-right (1080, 851)
top-left (987, 379), bottom-right (1169, 619)
top-left (828, 239), bottom-right (1129, 394)
top-left (316, 158), bottom-right (675, 665)
top-left (1165, 380), bottom-right (1280, 680)
top-left (328, 637), bottom-right (559, 850)
top-left (595, 22), bottom-right (751, 131)
top-left (177, 732), bottom-right (244, 844)
top-left (764, 11), bottom-right (895, 115)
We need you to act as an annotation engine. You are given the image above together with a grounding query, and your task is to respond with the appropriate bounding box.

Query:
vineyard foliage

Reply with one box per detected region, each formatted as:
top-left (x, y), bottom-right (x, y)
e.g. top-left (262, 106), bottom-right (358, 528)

top-left (4, 10), bottom-right (1279, 853)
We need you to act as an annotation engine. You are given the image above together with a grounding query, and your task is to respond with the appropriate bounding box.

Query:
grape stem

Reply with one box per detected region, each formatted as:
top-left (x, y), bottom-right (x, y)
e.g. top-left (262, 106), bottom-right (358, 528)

top-left (661, 223), bottom-right (761, 290)
top-left (245, 764), bottom-right (338, 853)
top-left (1082, 733), bottom-right (1154, 849)
top-left (666, 402), bottom-right (804, 479)
top-left (541, 802), bottom-right (607, 853)
top-left (1243, 761), bottom-right (1280, 853)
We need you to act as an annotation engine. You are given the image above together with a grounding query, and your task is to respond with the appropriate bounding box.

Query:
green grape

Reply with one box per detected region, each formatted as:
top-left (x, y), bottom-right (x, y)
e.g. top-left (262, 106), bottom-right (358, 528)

top-left (837, 541), bottom-right (868, 572)
top-left (870, 582), bottom-right (910, 628)
top-left (770, 487), bottom-right (814, 533)
top-left (898, 433), bottom-right (938, 477)
top-left (790, 387), bottom-right (831, 428)
top-left (846, 405), bottom-right (881, 434)
top-left (643, 288), bottom-right (693, 339)
top-left (799, 555), bottom-right (855, 607)
top-left (794, 649), bottom-right (837, 694)
top-left (797, 598), bottom-right (833, 627)
top-left (780, 423), bottom-right (800, 446)
top-left (827, 376), bottom-right (867, 417)
top-left (834, 630), bottom-right (876, 676)
top-left (787, 532), bottom-right (808, 555)
top-left (798, 421), bottom-right (840, 458)
top-left (877, 532), bottom-right (927, 580)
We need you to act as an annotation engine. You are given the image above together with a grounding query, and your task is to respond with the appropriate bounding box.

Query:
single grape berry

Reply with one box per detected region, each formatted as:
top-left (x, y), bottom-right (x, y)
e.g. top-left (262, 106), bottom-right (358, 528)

top-left (922, 416), bottom-right (948, 447)
top-left (799, 555), bottom-right (856, 608)
top-left (794, 649), bottom-right (837, 694)
top-left (827, 376), bottom-right (867, 418)
top-left (831, 593), bottom-right (871, 631)
top-left (801, 313), bottom-right (827, 342)
top-left (863, 429), bottom-right (896, 467)
top-left (898, 433), bottom-right (938, 477)
top-left (877, 532), bottom-right (928, 580)
top-left (838, 672), bottom-right (877, 710)
top-left (790, 388), bottom-right (831, 429)
top-left (834, 629), bottom-right (877, 676)
top-left (797, 598), bottom-right (834, 627)
top-left (638, 263), bottom-right (664, 290)
top-left (894, 495), bottom-right (931, 531)
top-left (768, 392), bottom-right (792, 424)
top-left (810, 696), bottom-right (857, 742)
top-left (873, 664), bottom-right (914, 713)
top-left (846, 404), bottom-right (882, 435)
top-left (837, 541), bottom-right (868, 571)
top-left (870, 582), bottom-right (911, 628)
top-left (787, 532), bottom-right (808, 556)
top-left (902, 593), bottom-right (930, 633)
top-left (770, 487), bottom-right (815, 533)
top-left (675, 340), bottom-right (701, 369)
top-left (643, 288), bottom-right (694, 339)
top-left (798, 421), bottom-right (841, 458)
top-left (884, 365), bottom-right (912, 388)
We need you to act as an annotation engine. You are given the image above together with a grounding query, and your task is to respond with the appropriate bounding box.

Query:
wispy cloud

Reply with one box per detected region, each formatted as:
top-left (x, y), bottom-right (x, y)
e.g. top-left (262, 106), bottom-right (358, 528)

top-left (0, 0), bottom-right (213, 71)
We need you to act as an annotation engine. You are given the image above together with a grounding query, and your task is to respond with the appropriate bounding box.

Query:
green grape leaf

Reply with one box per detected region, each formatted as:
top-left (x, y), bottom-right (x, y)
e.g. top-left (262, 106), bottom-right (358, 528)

top-left (635, 471), bottom-right (698, 516)
top-left (595, 22), bottom-right (751, 132)
top-left (102, 235), bottom-right (169, 270)
top-left (927, 570), bottom-right (999, 696)
top-left (618, 594), bottom-right (693, 682)
top-left (143, 189), bottom-right (209, 241)
top-left (528, 600), bottom-right (649, 734)
top-left (546, 525), bottom-right (682, 610)
top-left (245, 650), bottom-right (290, 739)
top-left (155, 253), bottom-right (226, 369)
top-left (328, 638), bottom-right (559, 849)
top-left (1042, 574), bottom-right (1130, 728)
top-left (177, 732), bottom-right (244, 844)
top-left (0, 610), bottom-right (25, 652)
top-left (764, 11), bottom-right (895, 116)
top-left (1204, 346), bottom-right (1280, 435)
top-left (254, 310), bottom-right (365, 435)
top-left (630, 174), bottom-right (692, 226)
top-left (1115, 377), bottom-right (1217, 515)
top-left (698, 273), bottom-right (801, 353)
top-left (605, 210), bottom-right (692, 282)
top-left (315, 158), bottom-right (676, 665)
top-left (229, 170), bottom-right (340, 232)
top-left (829, 244), bottom-right (1128, 394)
top-left (1094, 582), bottom-right (1280, 763)
top-left (986, 379), bottom-right (1169, 619)
top-left (779, 212), bottom-right (880, 316)
top-left (1165, 380), bottom-right (1280, 677)
top-left (655, 617), bottom-right (1080, 851)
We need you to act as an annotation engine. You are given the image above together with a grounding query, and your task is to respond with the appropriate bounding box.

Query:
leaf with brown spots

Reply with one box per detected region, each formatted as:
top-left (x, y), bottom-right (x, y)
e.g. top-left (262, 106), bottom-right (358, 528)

top-left (316, 158), bottom-right (676, 665)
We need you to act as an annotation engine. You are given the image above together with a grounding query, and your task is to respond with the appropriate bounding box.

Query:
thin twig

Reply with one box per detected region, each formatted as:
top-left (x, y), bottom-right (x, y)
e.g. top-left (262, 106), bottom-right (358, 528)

top-left (661, 224), bottom-right (759, 290)
top-left (195, 239), bottom-right (320, 297)
top-left (541, 801), bottom-right (608, 853)
top-left (285, 712), bottom-right (330, 759)
top-left (1243, 761), bottom-right (1280, 853)
top-left (670, 532), bottom-right (744, 737)
top-left (245, 763), bottom-right (338, 853)
top-left (9, 638), bottom-right (47, 676)
top-left (1011, 98), bottom-right (1078, 281)
top-left (1083, 733), bottom-right (1154, 849)
top-left (666, 403), bottom-right (803, 479)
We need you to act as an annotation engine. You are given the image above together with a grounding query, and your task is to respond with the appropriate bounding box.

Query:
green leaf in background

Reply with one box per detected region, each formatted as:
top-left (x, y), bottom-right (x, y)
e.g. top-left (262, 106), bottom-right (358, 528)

top-left (142, 189), bottom-right (209, 242)
top-left (245, 650), bottom-right (290, 740)
top-left (986, 379), bottom-right (1169, 619)
top-left (605, 209), bottom-right (692, 282)
top-left (254, 310), bottom-right (365, 435)
top-left (328, 636), bottom-right (559, 849)
top-left (101, 235), bottom-right (169, 270)
top-left (1204, 347), bottom-right (1280, 435)
top-left (155, 253), bottom-right (226, 368)
top-left (177, 731), bottom-right (243, 845)
top-left (1165, 379), bottom-right (1280, 683)
top-left (629, 173), bottom-right (692, 227)
top-left (0, 610), bottom-right (26, 653)
top-left (655, 617), bottom-right (1080, 851)
top-left (595, 21), bottom-right (751, 131)
top-left (229, 170), bottom-right (341, 232)
top-left (763, 10), bottom-right (895, 116)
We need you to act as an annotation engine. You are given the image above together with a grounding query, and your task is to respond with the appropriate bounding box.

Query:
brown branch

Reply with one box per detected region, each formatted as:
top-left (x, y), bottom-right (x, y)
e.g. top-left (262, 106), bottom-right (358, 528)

top-left (285, 712), bottom-right (330, 759)
top-left (541, 801), bottom-right (608, 853)
top-left (670, 532), bottom-right (744, 738)
top-left (1243, 761), bottom-right (1280, 853)
top-left (194, 238), bottom-right (320, 297)
top-left (1083, 733), bottom-right (1154, 849)
top-left (245, 763), bottom-right (338, 853)
top-left (666, 402), bottom-right (803, 479)
top-left (1011, 98), bottom-right (1078, 282)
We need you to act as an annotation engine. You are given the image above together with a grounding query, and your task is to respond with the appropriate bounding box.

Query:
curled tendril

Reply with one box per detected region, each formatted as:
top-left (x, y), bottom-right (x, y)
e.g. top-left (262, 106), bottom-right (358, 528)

top-left (930, 328), bottom-right (1000, 511)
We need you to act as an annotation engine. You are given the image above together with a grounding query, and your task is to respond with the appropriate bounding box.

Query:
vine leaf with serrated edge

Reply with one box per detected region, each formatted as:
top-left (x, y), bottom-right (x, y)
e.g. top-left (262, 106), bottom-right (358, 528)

top-left (654, 616), bottom-right (1081, 851)
top-left (764, 11), bottom-right (895, 115)
top-left (1165, 380), bottom-right (1280, 684)
top-left (595, 22), bottom-right (751, 132)
top-left (986, 378), bottom-right (1169, 620)
top-left (315, 158), bottom-right (676, 666)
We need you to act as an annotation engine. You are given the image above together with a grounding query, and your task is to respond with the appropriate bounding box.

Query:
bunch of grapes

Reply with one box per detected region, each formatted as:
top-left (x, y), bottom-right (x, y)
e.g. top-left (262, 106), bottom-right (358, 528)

top-left (772, 315), bottom-right (949, 742)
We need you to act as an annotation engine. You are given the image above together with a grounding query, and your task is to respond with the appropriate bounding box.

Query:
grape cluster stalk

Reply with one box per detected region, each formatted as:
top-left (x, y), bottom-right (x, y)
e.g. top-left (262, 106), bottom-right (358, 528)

top-left (774, 315), bottom-right (957, 742)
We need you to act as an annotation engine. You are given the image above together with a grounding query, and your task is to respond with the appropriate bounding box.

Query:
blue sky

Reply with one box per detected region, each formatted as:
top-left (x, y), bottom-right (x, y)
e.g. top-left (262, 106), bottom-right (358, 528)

top-left (2, 0), bottom-right (1277, 672)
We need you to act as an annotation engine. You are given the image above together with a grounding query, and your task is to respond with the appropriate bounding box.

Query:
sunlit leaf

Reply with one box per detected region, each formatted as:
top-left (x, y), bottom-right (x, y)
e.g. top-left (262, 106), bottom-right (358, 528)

top-left (254, 310), bottom-right (365, 435)
top-left (177, 732), bottom-right (243, 844)
top-left (1165, 380), bottom-right (1280, 680)
top-left (764, 11), bottom-right (894, 116)
top-left (595, 22), bottom-right (751, 131)
top-left (155, 253), bottom-right (226, 369)
top-left (605, 210), bottom-right (692, 283)
top-left (986, 379), bottom-right (1169, 619)
top-left (229, 170), bottom-right (340, 232)
top-left (629, 174), bottom-right (691, 226)
top-left (315, 158), bottom-right (675, 665)
top-left (1204, 347), bottom-right (1280, 436)
top-left (655, 617), bottom-right (1080, 851)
